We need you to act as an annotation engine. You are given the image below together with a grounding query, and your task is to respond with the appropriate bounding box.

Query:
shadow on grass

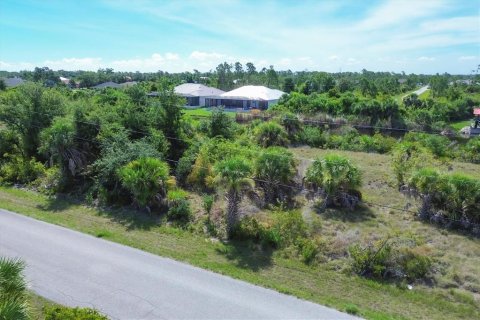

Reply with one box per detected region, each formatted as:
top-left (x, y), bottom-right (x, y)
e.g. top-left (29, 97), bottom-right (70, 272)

top-left (322, 204), bottom-right (376, 222)
top-left (36, 195), bottom-right (77, 212)
top-left (94, 206), bottom-right (163, 231)
top-left (216, 240), bottom-right (273, 272)
top-left (37, 195), bottom-right (162, 231)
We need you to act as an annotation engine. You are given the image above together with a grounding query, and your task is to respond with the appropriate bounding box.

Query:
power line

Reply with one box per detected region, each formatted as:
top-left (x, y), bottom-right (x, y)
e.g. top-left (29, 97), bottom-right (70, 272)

top-left (1, 115), bottom-right (478, 228)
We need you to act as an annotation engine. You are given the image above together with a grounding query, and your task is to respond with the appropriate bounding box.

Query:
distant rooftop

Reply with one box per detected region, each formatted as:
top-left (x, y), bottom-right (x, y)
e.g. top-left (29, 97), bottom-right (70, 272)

top-left (3, 77), bottom-right (24, 87)
top-left (92, 81), bottom-right (121, 89)
top-left (174, 83), bottom-right (225, 97)
top-left (119, 81), bottom-right (138, 87)
top-left (221, 85), bottom-right (285, 101)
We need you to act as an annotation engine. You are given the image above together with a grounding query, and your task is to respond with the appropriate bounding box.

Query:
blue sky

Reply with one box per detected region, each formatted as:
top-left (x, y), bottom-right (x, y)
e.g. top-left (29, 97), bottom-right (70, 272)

top-left (0, 0), bottom-right (479, 74)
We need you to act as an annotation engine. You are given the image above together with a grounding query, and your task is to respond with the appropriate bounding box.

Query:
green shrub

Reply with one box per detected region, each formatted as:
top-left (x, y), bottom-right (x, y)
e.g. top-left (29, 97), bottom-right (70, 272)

top-left (118, 157), bottom-right (170, 208)
top-left (408, 168), bottom-right (480, 226)
top-left (166, 199), bottom-right (192, 224)
top-left (254, 121), bottom-right (289, 148)
top-left (349, 239), bottom-right (393, 278)
top-left (297, 238), bottom-right (318, 264)
top-left (281, 113), bottom-right (302, 143)
top-left (0, 130), bottom-right (20, 162)
top-left (228, 216), bottom-right (278, 247)
top-left (254, 147), bottom-right (296, 205)
top-left (301, 126), bottom-right (326, 148)
top-left (349, 238), bottom-right (433, 281)
top-left (460, 137), bottom-right (480, 164)
top-left (345, 304), bottom-right (360, 315)
top-left (391, 142), bottom-right (436, 186)
top-left (43, 306), bottom-right (108, 320)
top-left (202, 194), bottom-right (214, 215)
top-left (94, 134), bottom-right (164, 201)
top-left (231, 216), bottom-right (267, 243)
top-left (32, 166), bottom-right (63, 195)
top-left (175, 144), bottom-right (200, 186)
top-left (207, 107), bottom-right (234, 139)
top-left (0, 156), bottom-right (45, 184)
top-left (400, 249), bottom-right (432, 281)
top-left (305, 154), bottom-right (362, 209)
top-left (270, 211), bottom-right (308, 248)
top-left (404, 133), bottom-right (451, 158)
top-left (0, 257), bottom-right (28, 320)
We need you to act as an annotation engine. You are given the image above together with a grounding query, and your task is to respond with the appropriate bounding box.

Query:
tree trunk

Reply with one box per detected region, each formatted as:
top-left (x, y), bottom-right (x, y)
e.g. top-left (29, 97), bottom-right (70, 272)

top-left (226, 190), bottom-right (241, 238)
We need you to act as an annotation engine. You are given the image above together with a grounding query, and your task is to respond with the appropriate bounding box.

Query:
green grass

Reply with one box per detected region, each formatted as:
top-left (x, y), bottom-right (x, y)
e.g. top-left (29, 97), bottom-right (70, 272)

top-left (183, 107), bottom-right (236, 118)
top-left (449, 120), bottom-right (472, 131)
top-left (418, 89), bottom-right (431, 100)
top-left (28, 292), bottom-right (58, 320)
top-left (1, 150), bottom-right (479, 320)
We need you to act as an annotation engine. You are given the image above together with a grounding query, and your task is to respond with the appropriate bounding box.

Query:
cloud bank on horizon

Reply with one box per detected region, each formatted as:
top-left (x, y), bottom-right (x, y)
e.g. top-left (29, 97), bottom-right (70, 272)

top-left (0, 0), bottom-right (479, 74)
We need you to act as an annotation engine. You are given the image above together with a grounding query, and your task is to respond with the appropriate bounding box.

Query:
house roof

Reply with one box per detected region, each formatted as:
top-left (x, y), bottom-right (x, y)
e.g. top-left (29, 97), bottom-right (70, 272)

top-left (220, 85), bottom-right (285, 101)
top-left (3, 77), bottom-right (24, 87)
top-left (119, 81), bottom-right (138, 87)
top-left (92, 81), bottom-right (121, 89)
top-left (174, 83), bottom-right (224, 97)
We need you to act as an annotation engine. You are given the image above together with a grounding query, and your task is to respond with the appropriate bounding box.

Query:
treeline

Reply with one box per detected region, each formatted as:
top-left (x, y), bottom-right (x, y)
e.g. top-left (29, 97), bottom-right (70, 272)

top-left (1, 64), bottom-right (477, 93)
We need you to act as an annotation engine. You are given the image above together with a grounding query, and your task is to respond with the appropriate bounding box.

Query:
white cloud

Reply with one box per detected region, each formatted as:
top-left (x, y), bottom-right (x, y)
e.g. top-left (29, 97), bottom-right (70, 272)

top-left (459, 56), bottom-right (477, 61)
top-left (357, 0), bottom-right (448, 30)
top-left (418, 56), bottom-right (436, 61)
top-left (43, 57), bottom-right (103, 71)
top-left (421, 16), bottom-right (479, 33)
top-left (189, 51), bottom-right (226, 61)
top-left (328, 55), bottom-right (339, 61)
top-left (165, 53), bottom-right (179, 60)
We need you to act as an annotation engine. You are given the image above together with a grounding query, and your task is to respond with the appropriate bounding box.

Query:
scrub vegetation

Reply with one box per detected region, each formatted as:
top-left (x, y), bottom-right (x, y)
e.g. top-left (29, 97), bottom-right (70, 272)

top-left (1, 67), bottom-right (479, 319)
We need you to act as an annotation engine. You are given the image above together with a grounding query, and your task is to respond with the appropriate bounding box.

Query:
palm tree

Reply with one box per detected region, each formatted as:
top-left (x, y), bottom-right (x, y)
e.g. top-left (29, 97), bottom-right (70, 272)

top-left (0, 257), bottom-right (28, 320)
top-left (214, 157), bottom-right (253, 237)
top-left (254, 147), bottom-right (296, 204)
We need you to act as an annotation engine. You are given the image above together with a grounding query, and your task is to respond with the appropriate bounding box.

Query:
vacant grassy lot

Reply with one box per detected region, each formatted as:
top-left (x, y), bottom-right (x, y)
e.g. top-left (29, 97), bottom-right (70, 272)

top-left (183, 107), bottom-right (236, 118)
top-left (1, 149), bottom-right (479, 320)
top-left (450, 120), bottom-right (472, 131)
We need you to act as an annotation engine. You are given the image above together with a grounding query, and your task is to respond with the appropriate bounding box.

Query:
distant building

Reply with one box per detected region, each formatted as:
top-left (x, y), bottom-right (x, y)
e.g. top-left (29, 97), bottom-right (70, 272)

top-left (174, 83), bottom-right (225, 106)
top-left (92, 81), bottom-right (121, 89)
top-left (205, 85), bottom-right (285, 110)
top-left (3, 77), bottom-right (24, 88)
top-left (60, 76), bottom-right (70, 85)
top-left (119, 81), bottom-right (138, 88)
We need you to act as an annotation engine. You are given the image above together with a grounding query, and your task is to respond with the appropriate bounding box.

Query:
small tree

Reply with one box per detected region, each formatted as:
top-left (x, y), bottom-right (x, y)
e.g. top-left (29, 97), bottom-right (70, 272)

top-left (254, 147), bottom-right (296, 204)
top-left (254, 121), bottom-right (289, 148)
top-left (214, 157), bottom-right (253, 237)
top-left (118, 157), bottom-right (169, 211)
top-left (39, 117), bottom-right (86, 179)
top-left (305, 154), bottom-right (362, 210)
top-left (208, 107), bottom-right (234, 139)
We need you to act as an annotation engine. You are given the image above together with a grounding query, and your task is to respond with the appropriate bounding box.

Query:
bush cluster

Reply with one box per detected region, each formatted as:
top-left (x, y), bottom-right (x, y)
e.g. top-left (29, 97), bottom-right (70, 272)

top-left (349, 238), bottom-right (432, 281)
top-left (407, 168), bottom-right (480, 231)
top-left (43, 306), bottom-right (108, 320)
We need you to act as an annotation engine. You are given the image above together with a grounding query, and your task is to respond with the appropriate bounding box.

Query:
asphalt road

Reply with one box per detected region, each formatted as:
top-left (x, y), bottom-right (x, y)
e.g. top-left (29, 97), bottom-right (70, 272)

top-left (0, 209), bottom-right (358, 320)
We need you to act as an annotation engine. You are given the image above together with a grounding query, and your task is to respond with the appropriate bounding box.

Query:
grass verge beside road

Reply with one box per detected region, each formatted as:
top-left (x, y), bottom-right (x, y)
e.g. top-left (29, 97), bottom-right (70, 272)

top-left (1, 181), bottom-right (479, 319)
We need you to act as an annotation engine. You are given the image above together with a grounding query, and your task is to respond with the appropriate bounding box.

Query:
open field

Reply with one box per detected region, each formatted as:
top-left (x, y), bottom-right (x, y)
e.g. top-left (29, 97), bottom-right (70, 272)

top-left (1, 149), bottom-right (479, 320)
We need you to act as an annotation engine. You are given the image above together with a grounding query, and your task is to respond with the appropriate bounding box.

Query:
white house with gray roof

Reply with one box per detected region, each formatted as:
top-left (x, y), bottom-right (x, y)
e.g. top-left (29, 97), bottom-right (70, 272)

top-left (174, 83), bottom-right (225, 106)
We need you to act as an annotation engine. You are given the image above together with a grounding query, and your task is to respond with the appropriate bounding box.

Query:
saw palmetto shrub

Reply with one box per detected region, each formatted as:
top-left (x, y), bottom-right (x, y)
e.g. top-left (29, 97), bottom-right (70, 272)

top-left (305, 154), bottom-right (362, 210)
top-left (405, 168), bottom-right (480, 232)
